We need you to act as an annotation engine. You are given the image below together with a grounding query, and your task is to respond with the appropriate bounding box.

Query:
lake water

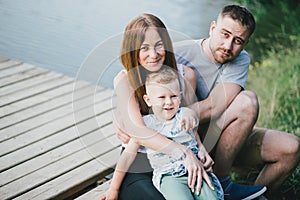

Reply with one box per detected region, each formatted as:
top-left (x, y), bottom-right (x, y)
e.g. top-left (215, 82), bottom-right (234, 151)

top-left (0, 0), bottom-right (231, 88)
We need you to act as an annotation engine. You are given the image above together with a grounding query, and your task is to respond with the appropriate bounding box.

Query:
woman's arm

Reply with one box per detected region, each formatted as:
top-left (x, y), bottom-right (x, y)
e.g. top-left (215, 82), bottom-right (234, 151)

top-left (182, 65), bottom-right (197, 106)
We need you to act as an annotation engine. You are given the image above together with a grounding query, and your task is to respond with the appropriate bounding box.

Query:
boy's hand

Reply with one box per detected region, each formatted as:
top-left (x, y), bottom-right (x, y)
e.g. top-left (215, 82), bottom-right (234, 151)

top-left (179, 107), bottom-right (198, 131)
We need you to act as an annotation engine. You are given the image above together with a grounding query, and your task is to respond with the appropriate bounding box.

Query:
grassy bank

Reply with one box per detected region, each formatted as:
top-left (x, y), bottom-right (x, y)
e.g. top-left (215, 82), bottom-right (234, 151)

top-left (246, 39), bottom-right (300, 200)
top-left (234, 0), bottom-right (300, 199)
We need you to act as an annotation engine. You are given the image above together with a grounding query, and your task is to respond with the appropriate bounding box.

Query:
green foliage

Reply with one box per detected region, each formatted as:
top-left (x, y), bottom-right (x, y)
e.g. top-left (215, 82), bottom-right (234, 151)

top-left (247, 43), bottom-right (300, 135)
top-left (233, 0), bottom-right (300, 199)
top-left (236, 0), bottom-right (300, 62)
top-left (246, 35), bottom-right (300, 200)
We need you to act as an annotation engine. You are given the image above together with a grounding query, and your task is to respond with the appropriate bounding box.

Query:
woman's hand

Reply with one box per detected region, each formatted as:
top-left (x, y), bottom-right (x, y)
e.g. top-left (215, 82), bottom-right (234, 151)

top-left (113, 110), bottom-right (131, 144)
top-left (99, 188), bottom-right (118, 200)
top-left (115, 126), bottom-right (131, 144)
top-left (179, 107), bottom-right (198, 131)
top-left (198, 145), bottom-right (214, 173)
top-left (184, 148), bottom-right (215, 195)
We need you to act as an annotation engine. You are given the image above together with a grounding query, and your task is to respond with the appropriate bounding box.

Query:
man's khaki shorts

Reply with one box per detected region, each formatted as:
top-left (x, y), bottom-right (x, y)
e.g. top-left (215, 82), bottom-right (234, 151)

top-left (234, 127), bottom-right (267, 168)
top-left (201, 123), bottom-right (267, 168)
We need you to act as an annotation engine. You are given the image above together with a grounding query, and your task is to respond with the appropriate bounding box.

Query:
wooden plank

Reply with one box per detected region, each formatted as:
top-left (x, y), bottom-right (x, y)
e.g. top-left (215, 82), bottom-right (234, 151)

top-left (0, 111), bottom-right (114, 178)
top-left (0, 93), bottom-right (114, 157)
top-left (0, 70), bottom-right (61, 97)
top-left (0, 134), bottom-right (120, 200)
top-left (76, 180), bottom-right (111, 200)
top-left (0, 59), bottom-right (21, 70)
top-left (0, 57), bottom-right (9, 63)
top-left (0, 74), bottom-right (73, 107)
top-left (0, 81), bottom-right (89, 118)
top-left (0, 88), bottom-right (113, 142)
top-left (0, 58), bottom-right (119, 199)
top-left (0, 63), bottom-right (35, 79)
top-left (0, 121), bottom-right (115, 187)
top-left (15, 148), bottom-right (120, 200)
top-left (0, 67), bottom-right (50, 88)
top-left (0, 83), bottom-right (101, 130)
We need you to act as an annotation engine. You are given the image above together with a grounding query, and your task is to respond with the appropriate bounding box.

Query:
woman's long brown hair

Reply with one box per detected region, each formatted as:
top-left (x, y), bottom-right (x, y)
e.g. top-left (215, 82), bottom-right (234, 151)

top-left (120, 13), bottom-right (178, 115)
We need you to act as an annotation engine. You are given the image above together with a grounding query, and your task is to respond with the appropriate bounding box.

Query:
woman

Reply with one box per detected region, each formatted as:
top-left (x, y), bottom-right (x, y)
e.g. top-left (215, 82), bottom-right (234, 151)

top-left (113, 13), bottom-right (214, 199)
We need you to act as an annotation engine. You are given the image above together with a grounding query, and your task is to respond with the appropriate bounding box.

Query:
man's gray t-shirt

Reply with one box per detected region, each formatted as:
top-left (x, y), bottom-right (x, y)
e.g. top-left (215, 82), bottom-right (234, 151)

top-left (174, 39), bottom-right (250, 100)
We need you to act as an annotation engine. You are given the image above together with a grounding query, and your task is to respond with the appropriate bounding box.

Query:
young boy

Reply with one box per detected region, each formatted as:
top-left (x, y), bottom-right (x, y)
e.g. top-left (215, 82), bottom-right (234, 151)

top-left (100, 68), bottom-right (223, 200)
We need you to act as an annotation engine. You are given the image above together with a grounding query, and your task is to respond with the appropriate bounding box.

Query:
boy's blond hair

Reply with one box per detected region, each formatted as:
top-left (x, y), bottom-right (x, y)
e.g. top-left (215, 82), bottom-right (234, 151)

top-left (145, 68), bottom-right (180, 88)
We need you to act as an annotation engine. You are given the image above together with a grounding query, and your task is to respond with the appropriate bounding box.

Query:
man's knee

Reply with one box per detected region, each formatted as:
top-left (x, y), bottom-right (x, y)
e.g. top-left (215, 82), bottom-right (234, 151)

top-left (286, 135), bottom-right (300, 162)
top-left (235, 90), bottom-right (259, 120)
top-left (238, 90), bottom-right (258, 109)
top-left (265, 130), bottom-right (300, 165)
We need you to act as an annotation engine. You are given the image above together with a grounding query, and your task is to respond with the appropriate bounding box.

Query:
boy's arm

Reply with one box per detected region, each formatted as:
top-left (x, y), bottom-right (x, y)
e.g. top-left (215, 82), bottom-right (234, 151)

top-left (194, 130), bottom-right (214, 172)
top-left (100, 139), bottom-right (140, 200)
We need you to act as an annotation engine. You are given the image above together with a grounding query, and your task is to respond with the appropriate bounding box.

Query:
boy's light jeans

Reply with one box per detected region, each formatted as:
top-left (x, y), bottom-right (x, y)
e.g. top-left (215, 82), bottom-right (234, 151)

top-left (161, 173), bottom-right (224, 200)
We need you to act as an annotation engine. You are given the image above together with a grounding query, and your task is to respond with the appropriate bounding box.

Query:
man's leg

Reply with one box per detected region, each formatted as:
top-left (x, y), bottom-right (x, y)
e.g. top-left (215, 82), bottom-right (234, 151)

top-left (256, 129), bottom-right (300, 192)
top-left (201, 90), bottom-right (267, 200)
top-left (212, 90), bottom-right (259, 178)
top-left (235, 128), bottom-right (300, 195)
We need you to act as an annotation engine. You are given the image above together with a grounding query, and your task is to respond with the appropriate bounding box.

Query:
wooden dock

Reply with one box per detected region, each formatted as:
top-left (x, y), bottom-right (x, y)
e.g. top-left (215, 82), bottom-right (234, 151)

top-left (0, 57), bottom-right (121, 200)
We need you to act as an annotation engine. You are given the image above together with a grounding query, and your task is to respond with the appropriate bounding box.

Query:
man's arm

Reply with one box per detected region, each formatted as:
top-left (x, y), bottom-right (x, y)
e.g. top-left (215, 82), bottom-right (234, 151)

top-left (189, 82), bottom-right (242, 123)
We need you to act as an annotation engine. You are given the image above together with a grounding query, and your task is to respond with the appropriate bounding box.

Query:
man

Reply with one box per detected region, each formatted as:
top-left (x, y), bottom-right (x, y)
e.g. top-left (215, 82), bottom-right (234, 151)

top-left (174, 4), bottom-right (300, 200)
